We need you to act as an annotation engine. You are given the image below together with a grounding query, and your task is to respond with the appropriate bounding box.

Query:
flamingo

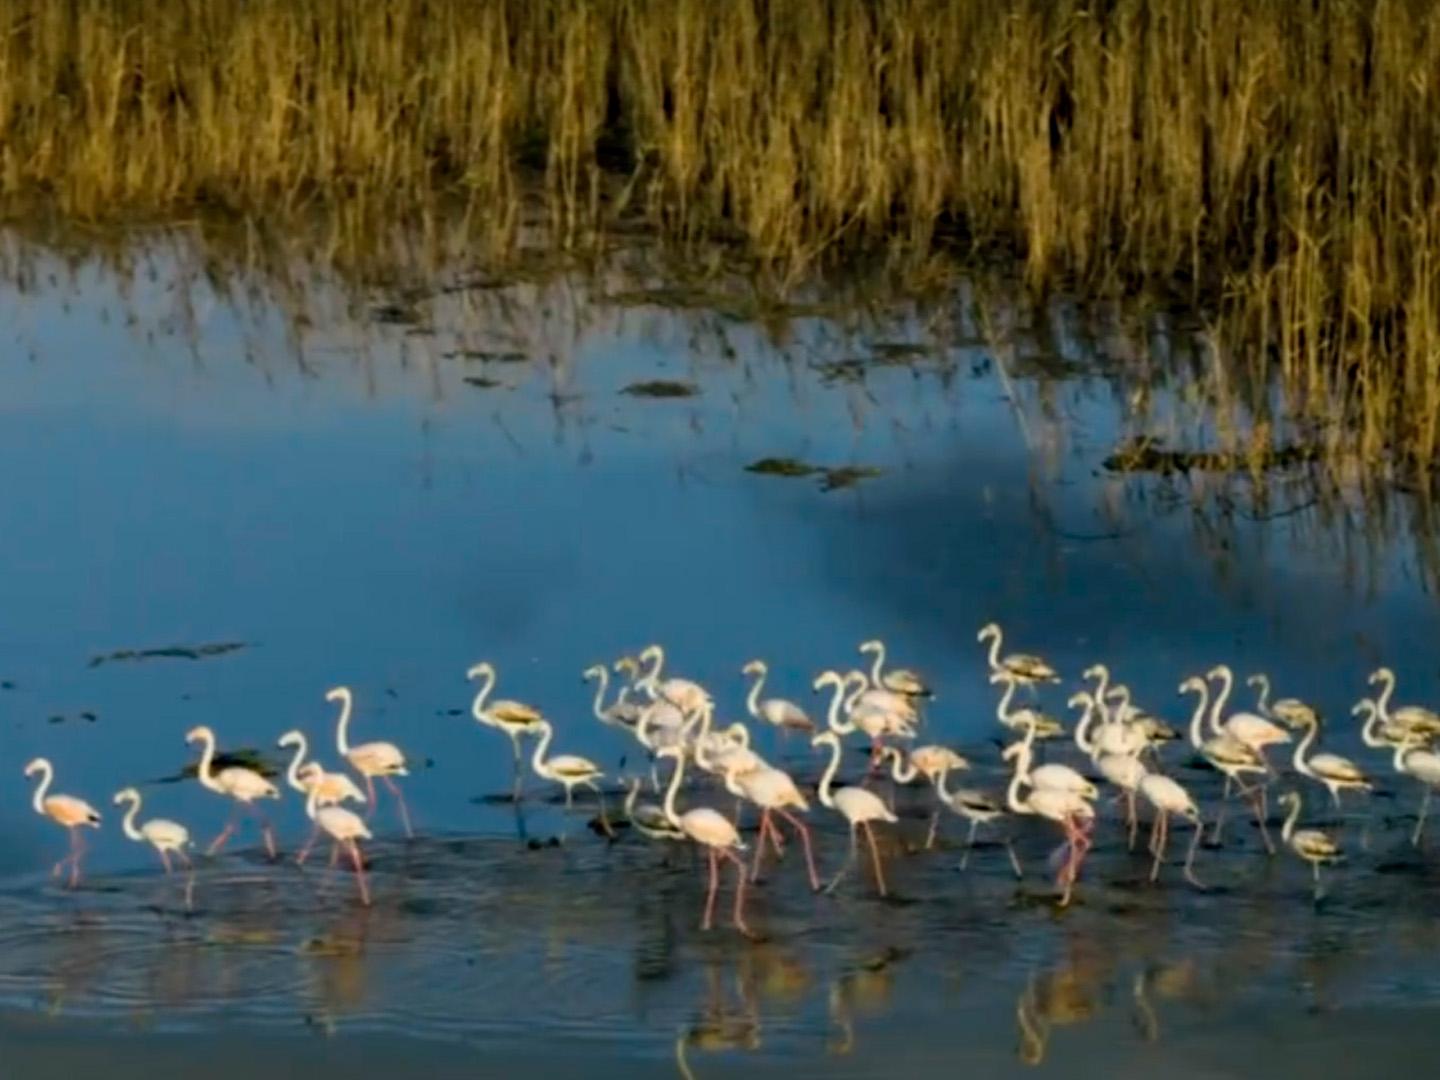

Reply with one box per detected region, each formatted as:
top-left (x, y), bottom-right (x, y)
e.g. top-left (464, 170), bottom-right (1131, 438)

top-left (992, 673), bottom-right (1065, 739)
top-left (656, 745), bottom-right (750, 934)
top-left (1355, 696), bottom-right (1431, 750)
top-left (1178, 678), bottom-right (1272, 851)
top-left (720, 760), bottom-right (821, 890)
top-left (741, 659), bottom-right (815, 739)
top-left (931, 764), bottom-right (1022, 876)
top-left (113, 787), bottom-right (191, 874)
top-left (811, 731), bottom-right (898, 897)
top-left (858, 639), bottom-right (932, 698)
top-left (1005, 746), bottom-right (1094, 906)
top-left (23, 759), bottom-right (100, 887)
top-left (1390, 736), bottom-right (1440, 846)
top-left (1368, 667), bottom-right (1440, 740)
top-left (1288, 712), bottom-right (1371, 810)
top-left (878, 745), bottom-right (968, 846)
top-left (1277, 790), bottom-right (1343, 900)
top-left (466, 662), bottom-right (544, 798)
top-left (1206, 665), bottom-right (1291, 754)
top-left (185, 726), bottom-right (280, 858)
top-left (1071, 690), bottom-right (1146, 760)
top-left (1102, 686), bottom-right (1181, 749)
top-left (527, 719), bottom-right (612, 834)
top-left (636, 644), bottom-right (712, 714)
top-left (583, 664), bottom-right (641, 731)
top-left (1246, 672), bottom-right (1320, 729)
top-left (278, 730), bottom-right (366, 807)
top-left (1002, 720), bottom-right (1098, 800)
top-left (816, 669), bottom-right (908, 768)
top-left (305, 784), bottom-right (373, 906)
top-left (1136, 773), bottom-right (1204, 888)
top-left (977, 622), bottom-right (1059, 686)
top-left (329, 686), bottom-right (412, 837)
top-left (623, 777), bottom-right (685, 846)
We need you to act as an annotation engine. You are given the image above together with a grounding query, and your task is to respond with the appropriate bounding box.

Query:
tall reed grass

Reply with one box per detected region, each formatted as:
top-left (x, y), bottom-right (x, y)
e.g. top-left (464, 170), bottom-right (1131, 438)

top-left (3, 1), bottom-right (1440, 471)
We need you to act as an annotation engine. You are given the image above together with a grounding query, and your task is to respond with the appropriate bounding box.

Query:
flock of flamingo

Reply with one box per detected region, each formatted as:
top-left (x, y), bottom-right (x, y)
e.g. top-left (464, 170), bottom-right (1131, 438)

top-left (21, 625), bottom-right (1440, 929)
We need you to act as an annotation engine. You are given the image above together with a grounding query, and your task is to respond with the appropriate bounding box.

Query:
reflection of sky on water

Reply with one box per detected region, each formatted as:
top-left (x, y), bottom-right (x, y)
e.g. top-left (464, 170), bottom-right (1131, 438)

top-left (1, 236), bottom-right (1439, 1073)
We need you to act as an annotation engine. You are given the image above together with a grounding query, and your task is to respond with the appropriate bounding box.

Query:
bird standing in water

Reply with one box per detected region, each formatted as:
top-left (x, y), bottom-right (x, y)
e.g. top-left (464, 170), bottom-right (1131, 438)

top-left (24, 759), bottom-right (100, 887)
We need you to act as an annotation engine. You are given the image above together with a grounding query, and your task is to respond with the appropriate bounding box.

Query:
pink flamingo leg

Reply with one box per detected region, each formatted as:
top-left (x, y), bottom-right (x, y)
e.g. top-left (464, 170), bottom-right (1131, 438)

top-left (751, 810), bottom-right (771, 881)
top-left (159, 848), bottom-right (173, 875)
top-left (329, 842), bottom-right (341, 868)
top-left (776, 808), bottom-right (821, 891)
top-left (382, 776), bottom-right (414, 838)
top-left (248, 804), bottom-right (277, 860)
top-left (348, 841), bottom-right (371, 906)
top-left (702, 848), bottom-right (720, 930)
top-left (296, 823), bottom-right (320, 866)
top-left (862, 821), bottom-right (888, 897)
top-left (207, 800), bottom-right (242, 856)
top-left (363, 775), bottom-right (378, 820)
top-left (725, 849), bottom-right (751, 935)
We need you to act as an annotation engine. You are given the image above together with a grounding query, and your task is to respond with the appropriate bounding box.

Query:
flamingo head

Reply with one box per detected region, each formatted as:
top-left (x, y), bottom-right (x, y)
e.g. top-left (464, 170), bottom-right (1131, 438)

top-left (811, 670), bottom-right (843, 693)
top-left (614, 656), bottom-right (640, 678)
top-left (23, 758), bottom-right (46, 778)
top-left (277, 730), bottom-right (303, 749)
top-left (324, 686), bottom-right (351, 704)
top-left (741, 659), bottom-right (765, 677)
top-left (1177, 677), bottom-right (1206, 696)
top-left (638, 644), bottom-right (662, 666)
top-left (858, 639), bottom-right (882, 654)
top-left (1066, 691), bottom-right (1091, 711)
top-left (184, 725), bottom-right (213, 744)
top-left (1081, 663), bottom-right (1107, 681)
top-left (464, 662), bottom-right (493, 682)
top-left (1367, 667), bottom-right (1393, 686)
top-left (581, 664), bottom-right (606, 682)
top-left (112, 787), bottom-right (139, 805)
top-left (977, 622), bottom-right (1000, 641)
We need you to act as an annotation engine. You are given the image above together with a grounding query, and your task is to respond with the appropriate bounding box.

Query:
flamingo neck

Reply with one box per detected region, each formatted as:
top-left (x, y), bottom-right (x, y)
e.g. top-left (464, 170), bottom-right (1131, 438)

top-left (284, 735), bottom-right (309, 793)
top-left (640, 648), bottom-right (665, 697)
top-left (305, 783), bottom-right (321, 822)
top-left (1293, 720), bottom-right (1318, 778)
top-left (196, 731), bottom-right (223, 793)
top-left (843, 674), bottom-right (865, 713)
top-left (1185, 686), bottom-right (1210, 749)
top-left (1280, 796), bottom-right (1300, 844)
top-left (744, 666), bottom-right (765, 720)
top-left (587, 669), bottom-right (609, 721)
top-left (471, 668), bottom-right (496, 721)
top-left (816, 736), bottom-right (841, 808)
top-left (1357, 702), bottom-right (1385, 748)
top-left (530, 721), bottom-right (554, 779)
top-left (119, 793), bottom-right (144, 841)
top-left (662, 750), bottom-right (686, 826)
top-left (29, 762), bottom-right (52, 815)
top-left (995, 678), bottom-right (1018, 724)
top-left (823, 678), bottom-right (853, 734)
top-left (867, 644), bottom-right (886, 687)
top-left (624, 778), bottom-right (640, 816)
top-left (1208, 668), bottom-right (1233, 736)
top-left (1393, 740), bottom-right (1415, 774)
top-left (1088, 665), bottom-right (1110, 703)
top-left (1375, 671), bottom-right (1396, 719)
top-left (1006, 756), bottom-right (1032, 815)
top-left (334, 690), bottom-right (354, 756)
top-left (983, 629), bottom-right (1002, 671)
top-left (1252, 675), bottom-right (1272, 715)
top-left (933, 767), bottom-right (953, 802)
top-left (1073, 696), bottom-right (1097, 755)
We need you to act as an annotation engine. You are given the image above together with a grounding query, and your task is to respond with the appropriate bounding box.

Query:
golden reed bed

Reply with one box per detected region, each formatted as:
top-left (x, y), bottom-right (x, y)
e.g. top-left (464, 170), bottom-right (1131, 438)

top-left (3, 0), bottom-right (1440, 471)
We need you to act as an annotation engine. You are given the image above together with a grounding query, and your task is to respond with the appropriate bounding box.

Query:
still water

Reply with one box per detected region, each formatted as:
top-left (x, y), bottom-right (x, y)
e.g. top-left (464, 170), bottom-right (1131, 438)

top-left (1, 233), bottom-right (1439, 1076)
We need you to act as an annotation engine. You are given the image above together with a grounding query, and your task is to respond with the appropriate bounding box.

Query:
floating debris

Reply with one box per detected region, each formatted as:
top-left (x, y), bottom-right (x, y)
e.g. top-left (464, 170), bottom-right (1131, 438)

top-left (444, 349), bottom-right (527, 363)
top-left (819, 466), bottom-right (884, 492)
top-left (88, 642), bottom-right (249, 668)
top-left (462, 376), bottom-right (504, 390)
top-left (1103, 436), bottom-right (1321, 475)
top-left (0, 680), bottom-right (15, 690)
top-left (812, 359), bottom-right (868, 385)
top-left (869, 342), bottom-right (933, 361)
top-left (369, 302), bottom-right (425, 325)
top-left (621, 380), bottom-right (699, 399)
top-left (745, 457), bottom-right (821, 478)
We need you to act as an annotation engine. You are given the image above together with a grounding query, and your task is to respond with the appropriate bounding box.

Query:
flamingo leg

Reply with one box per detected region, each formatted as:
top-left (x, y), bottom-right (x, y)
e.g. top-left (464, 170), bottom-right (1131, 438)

top-left (206, 802), bottom-right (241, 856)
top-left (862, 821), bottom-right (888, 898)
top-left (1149, 812), bottom-right (1168, 882)
top-left (381, 776), bottom-right (414, 839)
top-left (297, 823), bottom-right (321, 866)
top-left (1057, 823), bottom-right (1076, 907)
top-left (960, 818), bottom-right (979, 870)
top-left (248, 804), bottom-right (277, 860)
top-left (751, 810), bottom-right (771, 881)
top-left (159, 848), bottom-right (173, 875)
top-left (1183, 819), bottom-right (1205, 888)
top-left (702, 847), bottom-right (720, 930)
top-left (1004, 834), bottom-right (1024, 879)
top-left (825, 824), bottom-right (860, 895)
top-left (509, 731), bottom-right (525, 801)
top-left (349, 841), bottom-right (371, 906)
top-left (586, 780), bottom-right (613, 838)
top-left (1253, 785), bottom-right (1275, 855)
top-left (1125, 790), bottom-right (1138, 851)
top-left (363, 775), bottom-right (378, 820)
top-left (776, 808), bottom-right (821, 891)
top-left (723, 848), bottom-right (751, 935)
top-left (1210, 775), bottom-right (1233, 843)
top-left (925, 810), bottom-right (940, 850)
top-left (1413, 785), bottom-right (1432, 847)
top-left (329, 841), bottom-right (341, 868)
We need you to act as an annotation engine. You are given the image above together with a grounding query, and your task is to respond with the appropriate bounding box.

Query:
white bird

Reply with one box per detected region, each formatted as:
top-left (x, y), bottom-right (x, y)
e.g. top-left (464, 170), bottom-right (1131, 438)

top-left (1178, 678), bottom-right (1272, 853)
top-left (527, 719), bottom-right (612, 835)
top-left (812, 731), bottom-right (898, 897)
top-left (815, 670), bottom-right (911, 767)
top-left (741, 659), bottom-right (815, 737)
top-left (306, 783), bottom-right (374, 906)
top-left (1206, 665), bottom-right (1291, 754)
top-left (656, 745), bottom-right (750, 934)
top-left (878, 744), bottom-right (972, 847)
top-left (1368, 667), bottom-right (1440, 740)
top-left (1289, 713), bottom-right (1370, 810)
top-left (1071, 690), bottom-right (1146, 760)
top-left (1277, 790), bottom-right (1343, 900)
top-left (1005, 746), bottom-right (1094, 906)
top-left (1391, 737), bottom-right (1440, 846)
top-left (992, 672), bottom-right (1065, 739)
top-left (329, 686), bottom-right (412, 837)
top-left (1355, 696), bottom-right (1429, 750)
top-left (278, 730), bottom-right (366, 807)
top-left (978, 622), bottom-right (1060, 685)
top-left (185, 725), bottom-right (280, 858)
top-left (24, 759), bottom-right (101, 887)
top-left (931, 764), bottom-right (1022, 876)
top-left (1246, 672), bottom-right (1320, 729)
top-left (584, 663), bottom-right (642, 730)
top-left (1003, 722), bottom-right (1098, 800)
top-left (467, 662), bottom-right (545, 797)
top-left (636, 644), bottom-right (712, 714)
top-left (623, 777), bottom-right (685, 846)
top-left (113, 787), bottom-right (191, 874)
top-left (720, 760), bottom-right (820, 890)
top-left (858, 639), bottom-right (932, 698)
top-left (1137, 773), bottom-right (1204, 888)
top-left (1095, 750), bottom-right (1148, 851)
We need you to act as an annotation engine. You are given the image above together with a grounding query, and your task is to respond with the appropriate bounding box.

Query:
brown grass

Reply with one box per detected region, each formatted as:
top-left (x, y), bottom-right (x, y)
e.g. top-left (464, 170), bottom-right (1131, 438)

top-left (3, 1), bottom-right (1440, 471)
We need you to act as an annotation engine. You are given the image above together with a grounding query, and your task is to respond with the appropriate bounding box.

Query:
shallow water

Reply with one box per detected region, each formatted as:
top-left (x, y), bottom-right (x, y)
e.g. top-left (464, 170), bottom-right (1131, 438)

top-left (2, 235), bottom-right (1440, 1075)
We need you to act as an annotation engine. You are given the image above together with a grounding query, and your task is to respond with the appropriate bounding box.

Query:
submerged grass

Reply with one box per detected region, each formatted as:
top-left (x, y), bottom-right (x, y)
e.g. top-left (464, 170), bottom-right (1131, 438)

top-left (3, 1), bottom-right (1440, 472)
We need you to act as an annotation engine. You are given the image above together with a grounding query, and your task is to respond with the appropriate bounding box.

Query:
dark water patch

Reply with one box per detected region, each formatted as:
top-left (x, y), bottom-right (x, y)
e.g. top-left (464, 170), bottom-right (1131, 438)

top-left (87, 643), bottom-right (249, 668)
top-left (621, 380), bottom-right (700, 399)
